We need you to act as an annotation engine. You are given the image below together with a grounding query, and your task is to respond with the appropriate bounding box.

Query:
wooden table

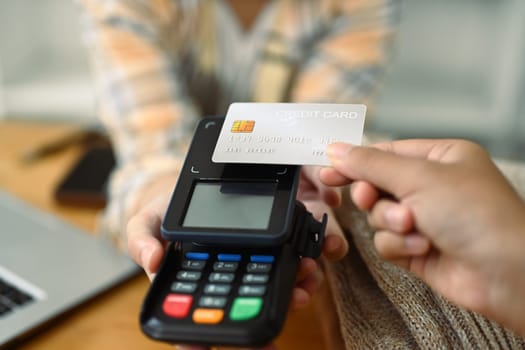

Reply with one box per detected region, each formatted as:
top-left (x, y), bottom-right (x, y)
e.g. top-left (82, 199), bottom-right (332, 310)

top-left (0, 120), bottom-right (333, 350)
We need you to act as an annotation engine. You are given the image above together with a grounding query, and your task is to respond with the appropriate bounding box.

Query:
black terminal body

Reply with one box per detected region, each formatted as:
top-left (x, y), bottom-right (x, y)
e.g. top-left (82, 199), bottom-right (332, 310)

top-left (140, 117), bottom-right (326, 347)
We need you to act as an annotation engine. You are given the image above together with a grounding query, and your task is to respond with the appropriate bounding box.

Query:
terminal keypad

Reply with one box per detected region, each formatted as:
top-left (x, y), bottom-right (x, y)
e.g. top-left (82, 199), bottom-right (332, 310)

top-left (162, 251), bottom-right (274, 324)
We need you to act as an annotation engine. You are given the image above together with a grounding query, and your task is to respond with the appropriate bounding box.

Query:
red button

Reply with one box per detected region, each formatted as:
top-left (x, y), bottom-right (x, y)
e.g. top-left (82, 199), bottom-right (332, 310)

top-left (162, 294), bottom-right (193, 318)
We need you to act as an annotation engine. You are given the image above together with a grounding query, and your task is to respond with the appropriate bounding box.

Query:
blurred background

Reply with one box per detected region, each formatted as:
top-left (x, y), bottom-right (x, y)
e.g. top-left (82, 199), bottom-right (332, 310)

top-left (0, 0), bottom-right (95, 122)
top-left (0, 0), bottom-right (524, 160)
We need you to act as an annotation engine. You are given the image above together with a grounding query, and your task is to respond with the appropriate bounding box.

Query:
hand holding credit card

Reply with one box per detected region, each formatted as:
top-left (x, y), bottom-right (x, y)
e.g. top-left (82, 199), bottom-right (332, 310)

top-left (212, 103), bottom-right (366, 166)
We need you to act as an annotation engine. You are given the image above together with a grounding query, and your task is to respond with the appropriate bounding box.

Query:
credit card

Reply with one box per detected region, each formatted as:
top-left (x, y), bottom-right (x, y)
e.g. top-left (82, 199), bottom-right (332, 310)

top-left (212, 103), bottom-right (366, 166)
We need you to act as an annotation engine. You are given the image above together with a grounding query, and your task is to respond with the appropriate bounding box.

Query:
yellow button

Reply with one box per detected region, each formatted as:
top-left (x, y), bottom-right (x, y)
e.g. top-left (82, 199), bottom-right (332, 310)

top-left (192, 308), bottom-right (224, 324)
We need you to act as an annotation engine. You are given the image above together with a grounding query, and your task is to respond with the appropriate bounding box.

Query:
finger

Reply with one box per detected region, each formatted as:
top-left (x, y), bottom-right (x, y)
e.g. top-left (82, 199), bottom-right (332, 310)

top-left (289, 267), bottom-right (324, 311)
top-left (326, 143), bottom-right (433, 198)
top-left (389, 254), bottom-right (429, 278)
top-left (297, 266), bottom-right (324, 297)
top-left (367, 200), bottom-right (414, 233)
top-left (322, 214), bottom-right (348, 260)
top-left (126, 198), bottom-right (169, 279)
top-left (322, 233), bottom-right (348, 261)
top-left (374, 230), bottom-right (431, 260)
top-left (127, 213), bottom-right (164, 279)
top-left (319, 167), bottom-right (352, 187)
top-left (350, 181), bottom-right (380, 210)
top-left (289, 288), bottom-right (310, 311)
top-left (295, 258), bottom-right (318, 283)
top-left (326, 140), bottom-right (485, 195)
top-left (301, 166), bottom-right (342, 207)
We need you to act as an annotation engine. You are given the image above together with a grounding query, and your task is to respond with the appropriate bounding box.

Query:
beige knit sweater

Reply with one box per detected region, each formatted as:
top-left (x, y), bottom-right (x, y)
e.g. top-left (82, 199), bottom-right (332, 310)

top-left (323, 159), bottom-right (525, 349)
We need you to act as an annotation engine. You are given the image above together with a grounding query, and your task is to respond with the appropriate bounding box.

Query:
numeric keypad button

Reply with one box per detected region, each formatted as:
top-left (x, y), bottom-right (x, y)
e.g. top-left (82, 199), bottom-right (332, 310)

top-left (209, 272), bottom-right (235, 283)
top-left (177, 271), bottom-right (202, 281)
top-left (204, 284), bottom-right (231, 295)
top-left (242, 274), bottom-right (269, 284)
top-left (239, 285), bottom-right (267, 296)
top-left (246, 263), bottom-right (272, 273)
top-left (198, 296), bottom-right (227, 308)
top-left (182, 260), bottom-right (206, 270)
top-left (171, 282), bottom-right (198, 293)
top-left (213, 261), bottom-right (238, 272)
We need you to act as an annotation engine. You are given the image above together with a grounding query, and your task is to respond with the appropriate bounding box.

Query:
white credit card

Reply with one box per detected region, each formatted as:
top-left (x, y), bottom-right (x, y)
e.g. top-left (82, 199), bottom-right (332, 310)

top-left (212, 103), bottom-right (366, 166)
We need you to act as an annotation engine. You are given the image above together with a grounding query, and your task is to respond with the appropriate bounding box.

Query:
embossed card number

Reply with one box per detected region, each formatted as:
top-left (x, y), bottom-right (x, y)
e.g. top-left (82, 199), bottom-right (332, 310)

top-left (212, 103), bottom-right (366, 166)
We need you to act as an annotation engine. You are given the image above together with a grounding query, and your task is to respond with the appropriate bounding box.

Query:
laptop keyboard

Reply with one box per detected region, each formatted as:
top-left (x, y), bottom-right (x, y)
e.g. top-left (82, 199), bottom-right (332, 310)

top-left (0, 278), bottom-right (34, 317)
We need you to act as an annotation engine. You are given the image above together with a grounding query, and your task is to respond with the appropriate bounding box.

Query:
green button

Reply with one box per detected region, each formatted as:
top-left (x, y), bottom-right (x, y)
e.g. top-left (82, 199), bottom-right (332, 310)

top-left (229, 297), bottom-right (263, 321)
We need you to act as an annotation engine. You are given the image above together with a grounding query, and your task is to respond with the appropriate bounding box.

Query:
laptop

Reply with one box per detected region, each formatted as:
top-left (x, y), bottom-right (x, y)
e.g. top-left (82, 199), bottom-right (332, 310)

top-left (0, 190), bottom-right (139, 347)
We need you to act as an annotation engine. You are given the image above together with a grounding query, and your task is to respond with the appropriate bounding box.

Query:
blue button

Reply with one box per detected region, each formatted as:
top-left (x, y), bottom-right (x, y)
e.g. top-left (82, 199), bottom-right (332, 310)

top-left (250, 255), bottom-right (274, 263)
top-left (217, 254), bottom-right (241, 262)
top-left (186, 252), bottom-right (210, 261)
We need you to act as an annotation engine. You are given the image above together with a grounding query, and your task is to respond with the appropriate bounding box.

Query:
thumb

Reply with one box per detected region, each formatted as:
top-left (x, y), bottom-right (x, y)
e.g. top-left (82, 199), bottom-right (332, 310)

top-left (326, 143), bottom-right (431, 198)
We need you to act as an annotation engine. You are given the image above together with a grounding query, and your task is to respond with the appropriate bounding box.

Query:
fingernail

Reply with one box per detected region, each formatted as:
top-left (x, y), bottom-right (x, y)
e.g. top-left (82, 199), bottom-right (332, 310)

top-left (326, 143), bottom-right (353, 161)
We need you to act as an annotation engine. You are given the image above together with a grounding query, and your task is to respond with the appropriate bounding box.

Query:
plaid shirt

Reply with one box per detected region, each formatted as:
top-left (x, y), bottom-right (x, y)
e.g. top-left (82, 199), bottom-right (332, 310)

top-left (77, 0), bottom-right (400, 242)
